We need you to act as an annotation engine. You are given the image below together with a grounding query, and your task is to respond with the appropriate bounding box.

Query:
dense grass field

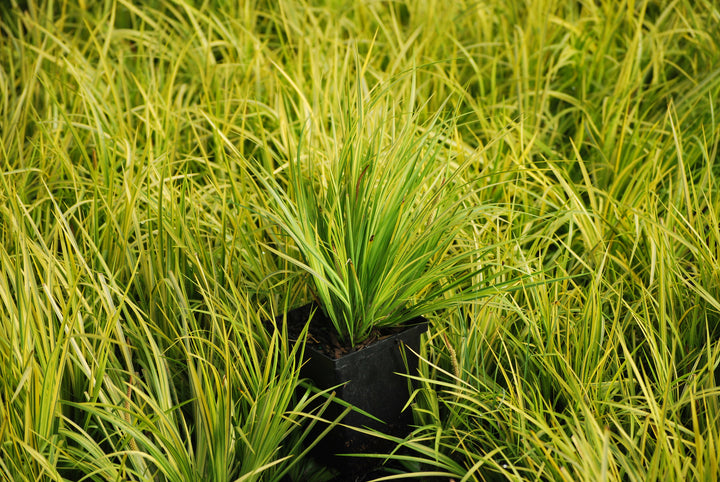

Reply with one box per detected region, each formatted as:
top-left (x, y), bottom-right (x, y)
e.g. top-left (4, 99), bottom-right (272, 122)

top-left (2, 0), bottom-right (720, 480)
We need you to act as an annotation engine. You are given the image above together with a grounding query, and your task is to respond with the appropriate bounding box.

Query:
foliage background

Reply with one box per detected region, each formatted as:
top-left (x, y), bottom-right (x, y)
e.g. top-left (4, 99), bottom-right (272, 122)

top-left (1, 0), bottom-right (719, 480)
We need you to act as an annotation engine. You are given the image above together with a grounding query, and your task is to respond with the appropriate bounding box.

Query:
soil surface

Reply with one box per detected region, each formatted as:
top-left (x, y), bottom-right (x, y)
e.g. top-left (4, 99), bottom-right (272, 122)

top-left (281, 303), bottom-right (408, 359)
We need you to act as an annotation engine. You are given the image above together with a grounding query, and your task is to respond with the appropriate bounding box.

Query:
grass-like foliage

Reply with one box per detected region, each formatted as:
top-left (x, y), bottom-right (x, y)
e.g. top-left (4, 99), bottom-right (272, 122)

top-left (243, 92), bottom-right (507, 345)
top-left (2, 0), bottom-right (720, 480)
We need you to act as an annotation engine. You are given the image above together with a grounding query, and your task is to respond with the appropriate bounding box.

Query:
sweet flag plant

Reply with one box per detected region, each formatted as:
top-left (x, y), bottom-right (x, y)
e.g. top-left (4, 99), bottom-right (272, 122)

top-left (245, 95), bottom-right (506, 346)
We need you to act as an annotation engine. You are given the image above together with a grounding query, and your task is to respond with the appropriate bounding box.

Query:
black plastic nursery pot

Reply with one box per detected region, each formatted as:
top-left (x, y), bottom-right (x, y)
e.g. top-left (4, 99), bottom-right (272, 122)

top-left (280, 303), bottom-right (428, 474)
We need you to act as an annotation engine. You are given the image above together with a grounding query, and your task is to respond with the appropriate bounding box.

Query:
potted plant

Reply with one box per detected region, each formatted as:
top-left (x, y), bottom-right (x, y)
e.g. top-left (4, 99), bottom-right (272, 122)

top-left (247, 96), bottom-right (503, 472)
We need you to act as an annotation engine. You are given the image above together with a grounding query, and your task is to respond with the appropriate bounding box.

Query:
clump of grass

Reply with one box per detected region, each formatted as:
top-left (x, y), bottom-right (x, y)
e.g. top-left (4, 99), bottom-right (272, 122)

top-left (233, 87), bottom-right (519, 346)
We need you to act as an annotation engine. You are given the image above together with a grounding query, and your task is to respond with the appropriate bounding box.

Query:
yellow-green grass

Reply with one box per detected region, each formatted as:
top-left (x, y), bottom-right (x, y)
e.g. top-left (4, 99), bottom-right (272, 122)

top-left (1, 0), bottom-right (719, 480)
